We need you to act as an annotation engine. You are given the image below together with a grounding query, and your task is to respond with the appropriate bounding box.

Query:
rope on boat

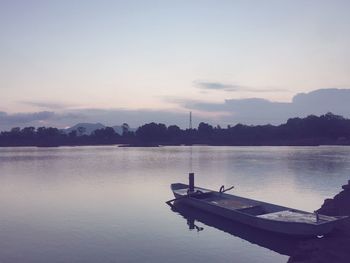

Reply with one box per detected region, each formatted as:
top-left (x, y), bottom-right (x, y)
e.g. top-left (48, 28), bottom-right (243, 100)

top-left (166, 185), bottom-right (234, 207)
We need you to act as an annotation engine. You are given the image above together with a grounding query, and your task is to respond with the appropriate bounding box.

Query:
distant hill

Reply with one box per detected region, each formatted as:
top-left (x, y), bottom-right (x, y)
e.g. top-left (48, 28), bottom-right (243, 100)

top-left (112, 125), bottom-right (123, 135)
top-left (65, 123), bottom-right (106, 135)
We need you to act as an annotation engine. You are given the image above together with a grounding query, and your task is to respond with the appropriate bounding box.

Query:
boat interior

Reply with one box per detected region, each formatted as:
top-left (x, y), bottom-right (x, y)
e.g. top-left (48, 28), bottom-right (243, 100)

top-left (171, 183), bottom-right (340, 224)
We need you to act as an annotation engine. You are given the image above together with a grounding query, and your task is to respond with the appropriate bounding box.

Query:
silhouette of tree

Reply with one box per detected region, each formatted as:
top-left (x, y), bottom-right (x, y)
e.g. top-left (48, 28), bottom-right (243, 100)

top-left (1, 112), bottom-right (350, 147)
top-left (93, 127), bottom-right (118, 140)
top-left (198, 122), bottom-right (213, 136)
top-left (21, 127), bottom-right (35, 137)
top-left (168, 125), bottom-right (181, 137)
top-left (68, 130), bottom-right (77, 138)
top-left (10, 127), bottom-right (21, 136)
top-left (136, 122), bottom-right (167, 142)
top-left (77, 126), bottom-right (86, 136)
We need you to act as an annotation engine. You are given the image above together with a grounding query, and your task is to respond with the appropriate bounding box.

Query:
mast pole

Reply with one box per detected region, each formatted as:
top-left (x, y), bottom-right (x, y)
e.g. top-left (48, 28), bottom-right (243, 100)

top-left (189, 111), bottom-right (192, 130)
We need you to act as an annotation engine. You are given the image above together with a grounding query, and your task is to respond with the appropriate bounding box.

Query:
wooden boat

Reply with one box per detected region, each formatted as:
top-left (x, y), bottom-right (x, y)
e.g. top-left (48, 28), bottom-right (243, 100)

top-left (168, 174), bottom-right (348, 237)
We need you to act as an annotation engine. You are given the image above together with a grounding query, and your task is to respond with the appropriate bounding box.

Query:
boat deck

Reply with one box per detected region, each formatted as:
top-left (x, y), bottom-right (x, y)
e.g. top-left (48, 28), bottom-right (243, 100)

top-left (210, 199), bottom-right (255, 210)
top-left (257, 210), bottom-right (337, 224)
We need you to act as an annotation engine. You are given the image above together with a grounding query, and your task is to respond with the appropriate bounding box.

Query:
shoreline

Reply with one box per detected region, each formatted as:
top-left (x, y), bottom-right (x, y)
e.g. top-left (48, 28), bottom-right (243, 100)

top-left (1, 143), bottom-right (350, 148)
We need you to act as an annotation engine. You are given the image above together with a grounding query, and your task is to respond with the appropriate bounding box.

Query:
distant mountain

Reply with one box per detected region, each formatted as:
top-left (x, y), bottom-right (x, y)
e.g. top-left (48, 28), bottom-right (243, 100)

top-left (65, 123), bottom-right (106, 135)
top-left (112, 125), bottom-right (123, 135)
top-left (65, 123), bottom-right (136, 135)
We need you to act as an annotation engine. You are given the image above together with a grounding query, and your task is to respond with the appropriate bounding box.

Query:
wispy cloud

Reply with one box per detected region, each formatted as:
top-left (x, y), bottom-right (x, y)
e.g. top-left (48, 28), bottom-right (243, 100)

top-left (194, 81), bottom-right (288, 93)
top-left (163, 96), bottom-right (207, 108)
top-left (194, 81), bottom-right (243, 91)
top-left (20, 101), bottom-right (76, 110)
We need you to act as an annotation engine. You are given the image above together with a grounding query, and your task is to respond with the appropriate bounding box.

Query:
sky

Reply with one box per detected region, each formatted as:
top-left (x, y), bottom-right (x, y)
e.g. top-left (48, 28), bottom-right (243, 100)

top-left (1, 0), bottom-right (350, 130)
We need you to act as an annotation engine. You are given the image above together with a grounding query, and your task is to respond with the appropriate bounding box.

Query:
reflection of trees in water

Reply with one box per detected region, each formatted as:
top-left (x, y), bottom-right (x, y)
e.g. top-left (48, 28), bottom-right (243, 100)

top-left (288, 233), bottom-right (350, 263)
top-left (291, 180), bottom-right (350, 263)
top-left (171, 202), bottom-right (350, 263)
top-left (289, 183), bottom-right (350, 262)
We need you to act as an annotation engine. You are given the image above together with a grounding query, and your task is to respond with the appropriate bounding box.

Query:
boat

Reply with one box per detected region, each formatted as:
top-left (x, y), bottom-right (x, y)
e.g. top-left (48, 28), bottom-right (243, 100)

top-left (167, 173), bottom-right (348, 237)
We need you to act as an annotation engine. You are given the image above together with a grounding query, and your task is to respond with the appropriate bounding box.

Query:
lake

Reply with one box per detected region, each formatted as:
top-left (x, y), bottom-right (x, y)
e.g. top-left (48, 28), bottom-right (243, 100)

top-left (0, 146), bottom-right (349, 263)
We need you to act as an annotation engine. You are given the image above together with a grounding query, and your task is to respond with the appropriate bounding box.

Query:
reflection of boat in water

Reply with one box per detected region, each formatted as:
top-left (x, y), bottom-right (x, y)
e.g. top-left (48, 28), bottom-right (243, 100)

top-left (171, 202), bottom-right (302, 256)
top-left (168, 174), bottom-right (347, 236)
top-left (171, 202), bottom-right (350, 263)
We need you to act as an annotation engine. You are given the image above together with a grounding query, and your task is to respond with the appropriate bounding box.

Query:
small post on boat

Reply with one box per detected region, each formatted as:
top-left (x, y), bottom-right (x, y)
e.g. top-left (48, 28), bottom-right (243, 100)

top-left (189, 172), bottom-right (195, 192)
top-left (314, 210), bottom-right (319, 223)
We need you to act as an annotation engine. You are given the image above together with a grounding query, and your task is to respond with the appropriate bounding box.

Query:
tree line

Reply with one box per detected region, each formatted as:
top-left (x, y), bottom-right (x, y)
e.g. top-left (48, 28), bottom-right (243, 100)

top-left (1, 112), bottom-right (350, 147)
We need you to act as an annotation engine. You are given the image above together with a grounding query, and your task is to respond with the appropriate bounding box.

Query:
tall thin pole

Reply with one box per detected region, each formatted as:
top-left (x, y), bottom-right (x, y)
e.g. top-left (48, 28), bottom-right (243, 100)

top-left (189, 111), bottom-right (193, 173)
top-left (189, 111), bottom-right (192, 130)
top-left (190, 144), bottom-right (193, 173)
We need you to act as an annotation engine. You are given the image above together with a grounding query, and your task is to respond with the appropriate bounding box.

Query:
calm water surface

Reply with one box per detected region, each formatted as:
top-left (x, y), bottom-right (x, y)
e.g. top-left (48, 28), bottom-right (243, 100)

top-left (0, 146), bottom-right (349, 263)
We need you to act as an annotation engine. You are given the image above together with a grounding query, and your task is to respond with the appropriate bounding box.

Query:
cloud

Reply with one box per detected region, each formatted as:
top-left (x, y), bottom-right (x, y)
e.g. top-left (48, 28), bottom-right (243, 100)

top-left (0, 111), bottom-right (55, 125)
top-left (2, 88), bottom-right (350, 131)
top-left (195, 81), bottom-right (243, 91)
top-left (0, 111), bottom-right (83, 131)
top-left (163, 96), bottom-right (205, 108)
top-left (20, 101), bottom-right (75, 110)
top-left (194, 81), bottom-right (288, 93)
top-left (179, 88), bottom-right (350, 125)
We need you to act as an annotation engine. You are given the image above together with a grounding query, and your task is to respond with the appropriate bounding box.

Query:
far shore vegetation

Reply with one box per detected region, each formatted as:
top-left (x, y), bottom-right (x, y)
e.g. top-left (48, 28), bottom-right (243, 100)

top-left (1, 112), bottom-right (350, 147)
